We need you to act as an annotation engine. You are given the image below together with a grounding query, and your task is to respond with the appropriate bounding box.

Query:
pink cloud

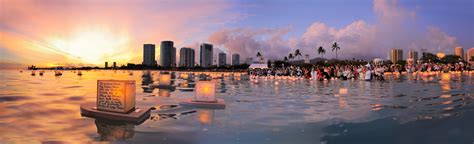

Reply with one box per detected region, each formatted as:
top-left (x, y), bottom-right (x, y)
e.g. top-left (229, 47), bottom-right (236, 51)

top-left (0, 0), bottom-right (241, 66)
top-left (207, 0), bottom-right (459, 60)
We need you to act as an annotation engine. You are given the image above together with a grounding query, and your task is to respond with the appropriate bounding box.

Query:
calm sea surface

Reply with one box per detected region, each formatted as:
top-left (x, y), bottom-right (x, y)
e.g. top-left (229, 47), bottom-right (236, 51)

top-left (0, 70), bottom-right (473, 144)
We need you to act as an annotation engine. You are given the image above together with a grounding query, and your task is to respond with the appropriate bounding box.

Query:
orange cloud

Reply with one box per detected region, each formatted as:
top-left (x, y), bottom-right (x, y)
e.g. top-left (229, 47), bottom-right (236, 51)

top-left (0, 0), bottom-right (240, 66)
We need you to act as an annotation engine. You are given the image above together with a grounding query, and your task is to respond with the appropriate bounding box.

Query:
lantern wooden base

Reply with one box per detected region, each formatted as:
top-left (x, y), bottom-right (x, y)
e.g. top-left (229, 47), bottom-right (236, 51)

top-left (177, 87), bottom-right (194, 91)
top-left (80, 103), bottom-right (152, 124)
top-left (156, 85), bottom-right (176, 90)
top-left (179, 98), bottom-right (225, 109)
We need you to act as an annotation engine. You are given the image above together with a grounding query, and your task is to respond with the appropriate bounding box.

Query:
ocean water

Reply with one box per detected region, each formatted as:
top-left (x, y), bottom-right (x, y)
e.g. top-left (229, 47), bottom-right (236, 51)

top-left (0, 70), bottom-right (473, 144)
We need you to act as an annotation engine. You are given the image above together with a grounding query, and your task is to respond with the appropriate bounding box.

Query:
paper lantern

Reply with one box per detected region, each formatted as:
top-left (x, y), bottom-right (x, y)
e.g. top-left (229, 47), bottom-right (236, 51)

top-left (441, 73), bottom-right (450, 82)
top-left (159, 73), bottom-right (171, 86)
top-left (195, 81), bottom-right (216, 102)
top-left (180, 73), bottom-right (189, 79)
top-left (339, 88), bottom-right (348, 95)
top-left (97, 80), bottom-right (136, 113)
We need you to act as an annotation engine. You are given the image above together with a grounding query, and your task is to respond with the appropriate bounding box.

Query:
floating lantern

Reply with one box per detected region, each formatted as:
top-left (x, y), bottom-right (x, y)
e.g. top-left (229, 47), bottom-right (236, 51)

top-left (195, 81), bottom-right (216, 102)
top-left (441, 73), bottom-right (451, 82)
top-left (179, 81), bottom-right (225, 109)
top-left (159, 73), bottom-right (171, 86)
top-left (81, 80), bottom-right (152, 123)
top-left (96, 80), bottom-right (136, 113)
top-left (55, 71), bottom-right (62, 76)
top-left (339, 88), bottom-right (348, 95)
top-left (180, 73), bottom-right (189, 79)
top-left (156, 73), bottom-right (175, 90)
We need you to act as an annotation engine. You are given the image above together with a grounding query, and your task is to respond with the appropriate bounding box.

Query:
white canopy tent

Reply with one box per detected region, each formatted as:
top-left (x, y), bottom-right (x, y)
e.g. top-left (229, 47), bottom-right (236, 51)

top-left (248, 63), bottom-right (268, 69)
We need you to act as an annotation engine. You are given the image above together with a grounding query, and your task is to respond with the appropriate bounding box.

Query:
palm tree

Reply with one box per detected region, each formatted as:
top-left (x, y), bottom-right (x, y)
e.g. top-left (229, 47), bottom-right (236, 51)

top-left (284, 56), bottom-right (289, 62)
top-left (256, 52), bottom-right (263, 63)
top-left (317, 46), bottom-right (326, 58)
top-left (332, 42), bottom-right (340, 59)
top-left (288, 53), bottom-right (294, 61)
top-left (294, 49), bottom-right (302, 60)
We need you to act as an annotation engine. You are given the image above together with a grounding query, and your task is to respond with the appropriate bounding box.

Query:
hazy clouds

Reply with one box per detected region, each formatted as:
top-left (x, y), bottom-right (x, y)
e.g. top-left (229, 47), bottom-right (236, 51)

top-left (208, 0), bottom-right (459, 60)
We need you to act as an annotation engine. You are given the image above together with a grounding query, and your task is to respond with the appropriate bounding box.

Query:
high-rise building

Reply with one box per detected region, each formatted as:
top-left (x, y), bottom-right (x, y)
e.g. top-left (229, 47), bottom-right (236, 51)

top-left (105, 62), bottom-right (108, 68)
top-left (179, 47), bottom-right (195, 67)
top-left (171, 47), bottom-right (176, 67)
top-left (218, 52), bottom-right (226, 66)
top-left (245, 57), bottom-right (253, 64)
top-left (200, 43), bottom-right (213, 67)
top-left (466, 48), bottom-right (474, 64)
top-left (160, 41), bottom-right (176, 67)
top-left (408, 50), bottom-right (418, 61)
top-left (389, 49), bottom-right (403, 63)
top-left (113, 62), bottom-right (117, 68)
top-left (142, 44), bottom-right (157, 66)
top-left (454, 46), bottom-right (464, 60)
top-left (232, 54), bottom-right (240, 65)
top-left (304, 54), bottom-right (310, 63)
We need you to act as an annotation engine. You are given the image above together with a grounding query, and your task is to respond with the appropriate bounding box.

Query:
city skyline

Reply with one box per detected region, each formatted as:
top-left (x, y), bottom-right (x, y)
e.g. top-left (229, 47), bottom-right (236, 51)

top-left (1, 0), bottom-right (473, 68)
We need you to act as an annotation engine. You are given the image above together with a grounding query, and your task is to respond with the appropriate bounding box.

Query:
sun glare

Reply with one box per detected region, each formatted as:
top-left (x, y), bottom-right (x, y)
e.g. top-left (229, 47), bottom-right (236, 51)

top-left (50, 28), bottom-right (129, 65)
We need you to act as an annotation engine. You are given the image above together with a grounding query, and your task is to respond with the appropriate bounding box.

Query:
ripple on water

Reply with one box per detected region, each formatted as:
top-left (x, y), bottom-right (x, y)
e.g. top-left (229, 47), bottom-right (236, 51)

top-left (371, 104), bottom-right (409, 111)
top-left (66, 96), bottom-right (85, 101)
top-left (40, 93), bottom-right (67, 96)
top-left (0, 96), bottom-right (31, 102)
top-left (63, 86), bottom-right (83, 89)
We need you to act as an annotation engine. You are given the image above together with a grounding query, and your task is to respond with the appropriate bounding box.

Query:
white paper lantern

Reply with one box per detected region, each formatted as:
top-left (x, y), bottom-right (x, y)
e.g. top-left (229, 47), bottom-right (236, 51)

top-left (195, 81), bottom-right (216, 102)
top-left (97, 80), bottom-right (136, 113)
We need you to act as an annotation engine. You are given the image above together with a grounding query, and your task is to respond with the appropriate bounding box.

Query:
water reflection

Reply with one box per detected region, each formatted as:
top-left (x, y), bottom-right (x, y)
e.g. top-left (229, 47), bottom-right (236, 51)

top-left (197, 109), bottom-right (214, 126)
top-left (0, 70), bottom-right (472, 143)
top-left (95, 119), bottom-right (136, 141)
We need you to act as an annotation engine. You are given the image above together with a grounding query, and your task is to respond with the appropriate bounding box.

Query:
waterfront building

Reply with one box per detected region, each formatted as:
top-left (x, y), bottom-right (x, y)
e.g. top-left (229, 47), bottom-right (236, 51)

top-left (200, 43), bottom-right (213, 67)
top-left (142, 44), bottom-right (157, 66)
top-left (218, 52), bottom-right (226, 66)
top-left (160, 41), bottom-right (176, 67)
top-left (232, 54), bottom-right (240, 65)
top-left (179, 47), bottom-right (195, 67)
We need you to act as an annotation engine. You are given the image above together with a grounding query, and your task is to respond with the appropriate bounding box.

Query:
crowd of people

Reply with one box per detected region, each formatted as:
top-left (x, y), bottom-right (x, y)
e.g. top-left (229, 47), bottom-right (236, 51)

top-left (248, 62), bottom-right (472, 81)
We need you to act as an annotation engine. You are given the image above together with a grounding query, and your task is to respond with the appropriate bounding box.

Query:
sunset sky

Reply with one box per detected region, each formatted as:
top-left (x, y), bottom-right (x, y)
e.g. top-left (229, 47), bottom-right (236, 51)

top-left (0, 0), bottom-right (473, 67)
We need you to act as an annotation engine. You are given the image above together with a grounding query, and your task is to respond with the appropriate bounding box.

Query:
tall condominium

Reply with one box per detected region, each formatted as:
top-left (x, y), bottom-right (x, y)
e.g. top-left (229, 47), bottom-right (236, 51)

top-left (179, 47), bottom-right (195, 67)
top-left (407, 50), bottom-right (418, 61)
top-left (171, 47), bottom-right (176, 66)
top-left (104, 62), bottom-right (108, 68)
top-left (467, 48), bottom-right (474, 63)
top-left (160, 41), bottom-right (176, 67)
top-left (389, 49), bottom-right (403, 63)
top-left (142, 44), bottom-right (157, 66)
top-left (200, 43), bottom-right (213, 67)
top-left (454, 46), bottom-right (464, 60)
top-left (232, 54), bottom-right (240, 65)
top-left (245, 57), bottom-right (253, 64)
top-left (218, 52), bottom-right (226, 66)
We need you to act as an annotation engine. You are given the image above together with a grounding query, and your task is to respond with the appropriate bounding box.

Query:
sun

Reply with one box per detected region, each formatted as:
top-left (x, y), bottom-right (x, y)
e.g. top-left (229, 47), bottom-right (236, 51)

top-left (49, 28), bottom-right (130, 65)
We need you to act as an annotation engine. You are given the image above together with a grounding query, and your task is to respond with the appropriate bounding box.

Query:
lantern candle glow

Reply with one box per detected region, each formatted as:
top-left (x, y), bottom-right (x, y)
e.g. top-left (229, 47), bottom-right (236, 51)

top-left (159, 73), bottom-right (172, 86)
top-left (97, 80), bottom-right (136, 113)
top-left (195, 81), bottom-right (217, 102)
